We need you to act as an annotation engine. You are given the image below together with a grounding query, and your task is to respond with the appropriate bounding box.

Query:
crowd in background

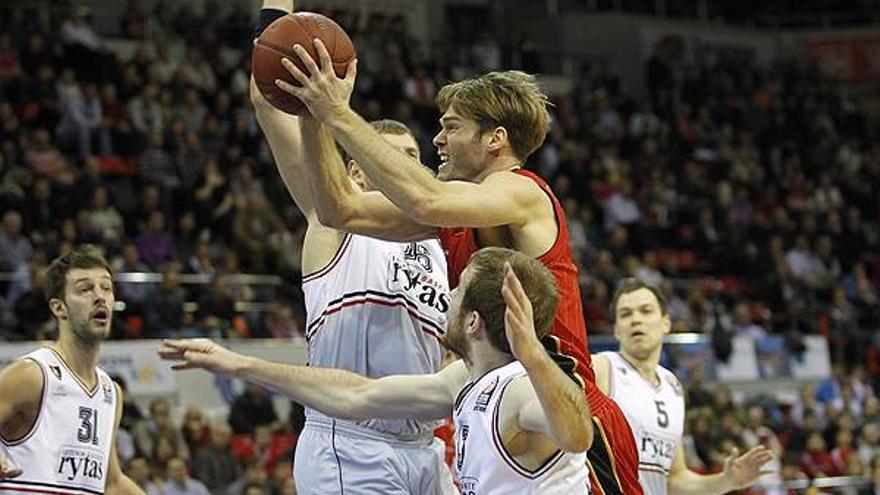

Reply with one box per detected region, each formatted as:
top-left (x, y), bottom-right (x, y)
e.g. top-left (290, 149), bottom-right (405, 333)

top-left (0, 1), bottom-right (878, 492)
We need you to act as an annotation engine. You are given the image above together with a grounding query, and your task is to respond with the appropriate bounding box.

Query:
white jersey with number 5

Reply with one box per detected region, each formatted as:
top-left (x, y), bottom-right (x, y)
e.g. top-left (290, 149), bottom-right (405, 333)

top-left (453, 361), bottom-right (590, 495)
top-left (600, 351), bottom-right (685, 495)
top-left (0, 347), bottom-right (117, 495)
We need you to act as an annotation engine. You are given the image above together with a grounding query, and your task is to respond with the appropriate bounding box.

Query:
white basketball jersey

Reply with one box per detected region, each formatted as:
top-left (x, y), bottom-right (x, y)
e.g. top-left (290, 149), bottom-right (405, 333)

top-left (453, 361), bottom-right (590, 495)
top-left (302, 234), bottom-right (449, 437)
top-left (0, 348), bottom-right (117, 495)
top-left (600, 352), bottom-right (685, 495)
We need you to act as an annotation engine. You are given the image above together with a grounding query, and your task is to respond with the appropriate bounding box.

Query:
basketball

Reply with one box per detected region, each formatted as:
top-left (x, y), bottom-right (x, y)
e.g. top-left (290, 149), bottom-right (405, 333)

top-left (252, 12), bottom-right (355, 115)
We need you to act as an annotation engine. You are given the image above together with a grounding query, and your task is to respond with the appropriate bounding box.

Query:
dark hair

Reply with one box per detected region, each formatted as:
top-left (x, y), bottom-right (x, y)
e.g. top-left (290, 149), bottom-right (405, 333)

top-left (462, 247), bottom-right (558, 354)
top-left (609, 278), bottom-right (668, 323)
top-left (45, 245), bottom-right (112, 302)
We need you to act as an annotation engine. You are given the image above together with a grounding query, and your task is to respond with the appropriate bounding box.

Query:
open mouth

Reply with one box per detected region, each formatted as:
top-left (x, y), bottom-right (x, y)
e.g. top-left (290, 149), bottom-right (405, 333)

top-left (631, 331), bottom-right (646, 338)
top-left (92, 308), bottom-right (109, 324)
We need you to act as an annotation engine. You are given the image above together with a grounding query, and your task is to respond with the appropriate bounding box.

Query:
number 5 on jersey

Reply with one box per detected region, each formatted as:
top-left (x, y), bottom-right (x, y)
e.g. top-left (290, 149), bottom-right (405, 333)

top-left (655, 401), bottom-right (668, 428)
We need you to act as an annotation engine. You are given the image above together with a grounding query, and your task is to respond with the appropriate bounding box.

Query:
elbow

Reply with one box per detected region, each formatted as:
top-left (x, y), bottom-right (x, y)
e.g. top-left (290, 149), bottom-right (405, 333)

top-left (409, 196), bottom-right (442, 226)
top-left (560, 418), bottom-right (594, 453)
top-left (315, 203), bottom-right (352, 230)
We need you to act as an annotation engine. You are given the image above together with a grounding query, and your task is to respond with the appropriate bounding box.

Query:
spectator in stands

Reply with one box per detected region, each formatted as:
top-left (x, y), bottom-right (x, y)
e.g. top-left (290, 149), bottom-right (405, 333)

top-left (10, 262), bottom-right (52, 340)
top-left (228, 383), bottom-right (277, 435)
top-left (227, 461), bottom-right (274, 495)
top-left (128, 456), bottom-right (161, 495)
top-left (801, 432), bottom-right (839, 478)
top-left (193, 159), bottom-right (234, 242)
top-left (194, 274), bottom-right (237, 337)
top-left (858, 457), bottom-right (880, 495)
top-left (141, 262), bottom-right (186, 338)
top-left (160, 457), bottom-right (210, 495)
top-left (0, 210), bottom-right (32, 273)
top-left (134, 398), bottom-right (189, 462)
top-left (56, 81), bottom-right (103, 160)
top-left (24, 129), bottom-right (76, 186)
top-left (86, 186), bottom-right (125, 245)
top-left (136, 211), bottom-right (178, 269)
top-left (193, 422), bottom-right (240, 494)
top-left (128, 84), bottom-right (164, 136)
top-left (180, 406), bottom-right (211, 455)
top-left (859, 424), bottom-right (880, 468)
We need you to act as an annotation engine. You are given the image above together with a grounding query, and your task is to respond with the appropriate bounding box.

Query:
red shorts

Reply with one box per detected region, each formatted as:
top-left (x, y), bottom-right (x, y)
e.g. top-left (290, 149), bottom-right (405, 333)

top-left (585, 380), bottom-right (643, 495)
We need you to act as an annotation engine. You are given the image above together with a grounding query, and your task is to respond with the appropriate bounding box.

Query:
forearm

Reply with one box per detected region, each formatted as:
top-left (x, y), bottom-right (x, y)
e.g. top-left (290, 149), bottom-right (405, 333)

top-left (253, 102), bottom-right (316, 217)
top-left (299, 117), bottom-right (360, 226)
top-left (236, 355), bottom-right (373, 419)
top-left (667, 469), bottom-right (733, 495)
top-left (328, 109), bottom-right (439, 214)
top-left (524, 352), bottom-right (592, 452)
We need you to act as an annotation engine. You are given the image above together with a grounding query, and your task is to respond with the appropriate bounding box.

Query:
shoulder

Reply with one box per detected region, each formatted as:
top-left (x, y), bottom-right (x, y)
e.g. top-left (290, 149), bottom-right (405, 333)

top-left (0, 359), bottom-right (44, 406)
top-left (591, 353), bottom-right (612, 395)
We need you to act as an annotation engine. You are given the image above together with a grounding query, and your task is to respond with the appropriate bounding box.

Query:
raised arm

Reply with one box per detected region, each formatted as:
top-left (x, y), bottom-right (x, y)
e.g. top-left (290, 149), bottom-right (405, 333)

top-left (298, 117), bottom-right (437, 241)
top-left (502, 263), bottom-right (593, 453)
top-left (276, 41), bottom-right (549, 228)
top-left (159, 339), bottom-right (467, 421)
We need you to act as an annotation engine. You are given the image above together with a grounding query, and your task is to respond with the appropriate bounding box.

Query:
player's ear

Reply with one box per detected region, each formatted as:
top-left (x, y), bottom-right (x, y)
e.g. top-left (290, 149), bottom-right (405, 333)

top-left (466, 311), bottom-right (482, 335)
top-left (661, 314), bottom-right (672, 334)
top-left (486, 126), bottom-right (508, 153)
top-left (49, 298), bottom-right (68, 320)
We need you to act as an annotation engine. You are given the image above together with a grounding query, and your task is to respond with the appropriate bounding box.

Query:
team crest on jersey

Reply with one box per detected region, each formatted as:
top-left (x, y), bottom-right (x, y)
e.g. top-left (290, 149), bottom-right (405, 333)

top-left (473, 377), bottom-right (499, 413)
top-left (404, 243), bottom-right (433, 272)
top-left (665, 374), bottom-right (683, 396)
top-left (100, 376), bottom-right (113, 403)
top-left (49, 364), bottom-right (62, 380)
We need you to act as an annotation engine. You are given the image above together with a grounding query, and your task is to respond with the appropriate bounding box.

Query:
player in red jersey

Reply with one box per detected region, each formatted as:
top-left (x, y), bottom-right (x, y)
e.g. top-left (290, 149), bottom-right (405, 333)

top-left (272, 42), bottom-right (643, 494)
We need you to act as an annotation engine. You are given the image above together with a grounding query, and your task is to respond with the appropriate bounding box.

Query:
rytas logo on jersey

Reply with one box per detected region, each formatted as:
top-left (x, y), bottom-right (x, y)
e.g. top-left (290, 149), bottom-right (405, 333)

top-left (388, 255), bottom-right (449, 314)
top-left (638, 427), bottom-right (677, 463)
top-left (56, 446), bottom-right (104, 483)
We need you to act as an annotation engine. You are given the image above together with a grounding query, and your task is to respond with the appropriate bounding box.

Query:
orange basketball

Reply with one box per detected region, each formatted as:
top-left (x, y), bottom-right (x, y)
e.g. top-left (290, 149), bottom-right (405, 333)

top-left (252, 12), bottom-right (355, 115)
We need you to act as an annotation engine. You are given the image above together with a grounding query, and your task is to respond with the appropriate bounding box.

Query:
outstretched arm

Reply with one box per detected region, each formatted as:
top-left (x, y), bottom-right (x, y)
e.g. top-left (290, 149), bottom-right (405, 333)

top-left (667, 443), bottom-right (775, 495)
top-left (502, 263), bottom-right (593, 453)
top-left (299, 117), bottom-right (437, 241)
top-left (276, 41), bottom-right (547, 228)
top-left (159, 339), bottom-right (467, 421)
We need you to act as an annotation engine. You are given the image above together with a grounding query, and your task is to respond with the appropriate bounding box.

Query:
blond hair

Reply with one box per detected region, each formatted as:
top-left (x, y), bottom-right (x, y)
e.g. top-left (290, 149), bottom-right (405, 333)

top-left (436, 70), bottom-right (552, 161)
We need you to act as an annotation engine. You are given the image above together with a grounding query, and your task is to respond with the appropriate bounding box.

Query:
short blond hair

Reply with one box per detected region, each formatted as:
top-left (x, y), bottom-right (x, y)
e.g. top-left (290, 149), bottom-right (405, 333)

top-left (436, 70), bottom-right (552, 161)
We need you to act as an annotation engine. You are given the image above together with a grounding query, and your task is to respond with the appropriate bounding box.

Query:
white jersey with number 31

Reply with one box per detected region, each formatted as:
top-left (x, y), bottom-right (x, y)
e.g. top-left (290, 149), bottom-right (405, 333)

top-left (0, 347), bottom-right (117, 495)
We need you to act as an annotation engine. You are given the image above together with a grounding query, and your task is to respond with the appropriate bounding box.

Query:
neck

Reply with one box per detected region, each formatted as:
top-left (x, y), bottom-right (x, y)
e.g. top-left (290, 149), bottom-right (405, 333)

top-left (476, 156), bottom-right (522, 183)
top-left (467, 342), bottom-right (515, 379)
top-left (52, 330), bottom-right (100, 387)
top-left (620, 346), bottom-right (662, 386)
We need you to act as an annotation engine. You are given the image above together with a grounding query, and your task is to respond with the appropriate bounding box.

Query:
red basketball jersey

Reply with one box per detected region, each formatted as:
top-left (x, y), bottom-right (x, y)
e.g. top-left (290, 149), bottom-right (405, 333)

top-left (438, 168), bottom-right (595, 383)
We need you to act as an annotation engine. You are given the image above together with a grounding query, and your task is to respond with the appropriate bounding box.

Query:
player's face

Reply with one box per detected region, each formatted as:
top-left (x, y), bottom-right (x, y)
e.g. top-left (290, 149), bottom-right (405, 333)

top-left (351, 132), bottom-right (422, 192)
top-left (57, 268), bottom-right (115, 344)
top-left (613, 288), bottom-right (670, 360)
top-left (441, 269), bottom-right (474, 360)
top-left (433, 108), bottom-right (488, 182)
